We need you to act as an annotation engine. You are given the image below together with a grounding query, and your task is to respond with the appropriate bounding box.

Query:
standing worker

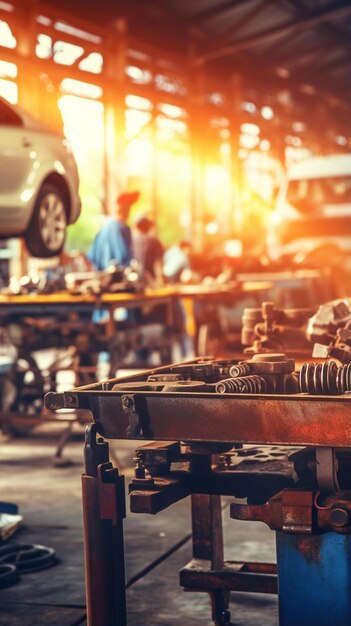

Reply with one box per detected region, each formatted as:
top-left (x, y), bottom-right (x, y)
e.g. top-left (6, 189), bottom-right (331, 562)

top-left (133, 215), bottom-right (164, 287)
top-left (88, 191), bottom-right (140, 270)
top-left (163, 240), bottom-right (192, 283)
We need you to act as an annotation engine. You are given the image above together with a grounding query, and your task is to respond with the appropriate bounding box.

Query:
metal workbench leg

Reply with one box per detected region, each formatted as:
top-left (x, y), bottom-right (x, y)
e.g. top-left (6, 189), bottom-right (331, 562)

top-left (277, 531), bottom-right (351, 626)
top-left (191, 494), bottom-right (231, 626)
top-left (82, 424), bottom-right (127, 626)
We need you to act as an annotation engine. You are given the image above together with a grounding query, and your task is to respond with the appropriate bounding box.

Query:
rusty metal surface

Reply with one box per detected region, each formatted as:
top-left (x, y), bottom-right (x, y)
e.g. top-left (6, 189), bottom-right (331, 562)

top-left (47, 387), bottom-right (351, 447)
top-left (45, 357), bottom-right (351, 447)
top-left (180, 559), bottom-right (277, 594)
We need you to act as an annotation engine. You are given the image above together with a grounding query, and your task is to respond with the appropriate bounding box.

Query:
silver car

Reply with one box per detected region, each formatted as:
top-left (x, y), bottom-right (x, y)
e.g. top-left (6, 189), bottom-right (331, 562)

top-left (0, 96), bottom-right (81, 257)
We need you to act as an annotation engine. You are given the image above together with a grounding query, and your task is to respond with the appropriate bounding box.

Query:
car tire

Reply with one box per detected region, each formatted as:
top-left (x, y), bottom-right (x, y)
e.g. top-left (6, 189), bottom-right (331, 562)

top-left (25, 183), bottom-right (68, 258)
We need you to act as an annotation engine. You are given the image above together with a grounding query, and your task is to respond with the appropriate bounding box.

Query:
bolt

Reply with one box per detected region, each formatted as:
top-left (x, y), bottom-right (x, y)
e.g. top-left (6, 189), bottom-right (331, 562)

top-left (329, 507), bottom-right (349, 527)
top-left (220, 609), bottom-right (231, 624)
top-left (133, 457), bottom-right (146, 479)
top-left (122, 396), bottom-right (134, 410)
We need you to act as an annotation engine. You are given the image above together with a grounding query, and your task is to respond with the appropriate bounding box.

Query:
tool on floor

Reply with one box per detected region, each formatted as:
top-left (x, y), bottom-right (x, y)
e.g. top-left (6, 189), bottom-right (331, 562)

top-left (0, 542), bottom-right (57, 588)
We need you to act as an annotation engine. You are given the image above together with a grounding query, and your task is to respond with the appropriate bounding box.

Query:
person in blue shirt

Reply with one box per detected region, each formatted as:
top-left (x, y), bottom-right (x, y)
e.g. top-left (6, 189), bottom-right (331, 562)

top-left (88, 191), bottom-right (140, 270)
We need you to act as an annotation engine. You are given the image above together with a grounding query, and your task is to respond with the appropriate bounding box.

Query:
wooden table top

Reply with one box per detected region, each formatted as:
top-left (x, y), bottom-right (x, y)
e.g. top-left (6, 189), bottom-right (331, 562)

top-left (0, 280), bottom-right (272, 307)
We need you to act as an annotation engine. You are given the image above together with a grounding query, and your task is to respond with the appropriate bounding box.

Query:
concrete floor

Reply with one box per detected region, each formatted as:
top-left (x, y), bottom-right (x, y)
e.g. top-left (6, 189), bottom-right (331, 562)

top-left (0, 425), bottom-right (278, 626)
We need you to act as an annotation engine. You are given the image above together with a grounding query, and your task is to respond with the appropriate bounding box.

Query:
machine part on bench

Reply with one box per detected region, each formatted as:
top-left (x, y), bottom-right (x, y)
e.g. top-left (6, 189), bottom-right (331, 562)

top-left (134, 441), bottom-right (181, 477)
top-left (112, 381), bottom-right (165, 391)
top-left (216, 354), bottom-right (298, 395)
top-left (299, 361), bottom-right (351, 395)
top-left (215, 375), bottom-right (267, 394)
top-left (245, 352), bottom-right (295, 375)
top-left (228, 362), bottom-right (252, 378)
top-left (307, 298), bottom-right (351, 344)
top-left (242, 301), bottom-right (313, 355)
top-left (162, 381), bottom-right (210, 392)
top-left (147, 373), bottom-right (183, 382)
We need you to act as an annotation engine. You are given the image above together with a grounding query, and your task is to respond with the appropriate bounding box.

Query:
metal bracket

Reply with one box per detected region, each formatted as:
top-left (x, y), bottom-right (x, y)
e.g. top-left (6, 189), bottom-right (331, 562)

top-left (316, 447), bottom-right (340, 492)
top-left (84, 423), bottom-right (109, 477)
top-left (121, 394), bottom-right (142, 438)
top-left (230, 490), bottom-right (315, 534)
top-left (98, 462), bottom-right (126, 524)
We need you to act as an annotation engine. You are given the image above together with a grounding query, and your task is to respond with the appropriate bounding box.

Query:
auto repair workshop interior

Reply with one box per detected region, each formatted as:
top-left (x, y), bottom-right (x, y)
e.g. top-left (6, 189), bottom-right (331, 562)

top-left (1, 1), bottom-right (351, 625)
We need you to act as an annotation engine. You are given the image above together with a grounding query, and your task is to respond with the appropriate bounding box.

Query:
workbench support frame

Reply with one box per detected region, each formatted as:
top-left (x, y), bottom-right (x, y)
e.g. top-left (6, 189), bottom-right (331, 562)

top-left (82, 425), bottom-right (127, 626)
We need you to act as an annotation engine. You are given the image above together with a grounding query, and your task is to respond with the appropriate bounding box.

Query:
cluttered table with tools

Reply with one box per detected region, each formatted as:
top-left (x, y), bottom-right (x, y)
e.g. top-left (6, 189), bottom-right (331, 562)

top-left (0, 280), bottom-right (272, 336)
top-left (0, 280), bottom-right (272, 308)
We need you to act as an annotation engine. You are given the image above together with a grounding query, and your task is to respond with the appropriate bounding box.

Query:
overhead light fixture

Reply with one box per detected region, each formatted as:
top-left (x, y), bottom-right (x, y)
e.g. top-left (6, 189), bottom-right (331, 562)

top-left (275, 67), bottom-right (290, 79)
top-left (261, 106), bottom-right (274, 120)
top-left (240, 122), bottom-right (260, 135)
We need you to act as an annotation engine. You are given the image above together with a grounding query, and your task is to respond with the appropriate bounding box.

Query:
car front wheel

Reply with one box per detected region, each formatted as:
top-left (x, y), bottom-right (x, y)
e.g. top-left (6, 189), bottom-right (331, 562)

top-left (25, 183), bottom-right (68, 258)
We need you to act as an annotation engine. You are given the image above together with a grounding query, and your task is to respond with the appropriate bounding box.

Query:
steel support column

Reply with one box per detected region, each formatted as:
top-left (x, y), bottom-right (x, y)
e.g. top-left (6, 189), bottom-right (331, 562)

top-left (104, 18), bottom-right (128, 213)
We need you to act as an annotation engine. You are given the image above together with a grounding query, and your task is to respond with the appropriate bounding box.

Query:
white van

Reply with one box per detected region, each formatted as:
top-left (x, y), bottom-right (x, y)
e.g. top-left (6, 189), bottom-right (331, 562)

top-left (267, 153), bottom-right (351, 264)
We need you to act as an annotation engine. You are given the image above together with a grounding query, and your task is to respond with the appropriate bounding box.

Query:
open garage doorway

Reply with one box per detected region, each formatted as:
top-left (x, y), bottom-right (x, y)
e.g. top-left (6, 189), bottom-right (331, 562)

top-left (58, 93), bottom-right (105, 253)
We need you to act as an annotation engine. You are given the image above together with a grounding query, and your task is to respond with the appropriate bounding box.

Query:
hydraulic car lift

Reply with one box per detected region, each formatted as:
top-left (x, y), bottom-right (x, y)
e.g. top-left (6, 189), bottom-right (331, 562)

top-left (46, 357), bottom-right (351, 626)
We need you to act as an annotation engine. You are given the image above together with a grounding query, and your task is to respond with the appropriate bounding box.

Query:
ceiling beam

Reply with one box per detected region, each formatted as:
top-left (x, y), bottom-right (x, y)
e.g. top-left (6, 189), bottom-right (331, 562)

top-left (280, 0), bottom-right (351, 47)
top-left (269, 38), bottom-right (345, 67)
top-left (194, 0), bottom-right (351, 64)
top-left (206, 0), bottom-right (267, 48)
top-left (188, 0), bottom-right (254, 24)
top-left (293, 52), bottom-right (351, 80)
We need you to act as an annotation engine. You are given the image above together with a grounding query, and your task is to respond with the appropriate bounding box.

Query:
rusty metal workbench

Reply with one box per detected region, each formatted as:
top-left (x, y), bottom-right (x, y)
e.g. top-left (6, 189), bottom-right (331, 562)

top-left (48, 365), bottom-right (351, 448)
top-left (46, 357), bottom-right (351, 626)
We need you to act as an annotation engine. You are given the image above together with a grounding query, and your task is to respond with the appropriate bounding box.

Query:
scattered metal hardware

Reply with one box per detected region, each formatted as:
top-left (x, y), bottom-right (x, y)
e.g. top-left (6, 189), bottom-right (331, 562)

top-left (215, 375), bottom-right (267, 394)
top-left (1, 261), bottom-right (144, 298)
top-left (242, 298), bottom-right (351, 368)
top-left (122, 353), bottom-right (298, 395)
top-left (2, 269), bottom-right (67, 296)
top-left (307, 298), bottom-right (351, 344)
top-left (299, 361), bottom-right (351, 395)
top-left (307, 299), bottom-right (351, 363)
top-left (68, 262), bottom-right (143, 296)
top-left (242, 301), bottom-right (313, 354)
top-left (228, 362), bottom-right (251, 377)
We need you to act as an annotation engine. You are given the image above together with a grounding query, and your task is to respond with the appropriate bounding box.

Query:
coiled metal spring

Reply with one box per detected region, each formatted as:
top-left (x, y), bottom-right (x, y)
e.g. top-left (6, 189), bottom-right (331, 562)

top-left (215, 375), bottom-right (267, 394)
top-left (228, 363), bottom-right (252, 378)
top-left (299, 361), bottom-right (351, 395)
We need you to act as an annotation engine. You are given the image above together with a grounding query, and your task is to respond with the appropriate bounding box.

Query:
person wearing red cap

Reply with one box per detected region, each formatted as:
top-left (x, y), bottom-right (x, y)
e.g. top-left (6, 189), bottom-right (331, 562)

top-left (88, 191), bottom-right (140, 270)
